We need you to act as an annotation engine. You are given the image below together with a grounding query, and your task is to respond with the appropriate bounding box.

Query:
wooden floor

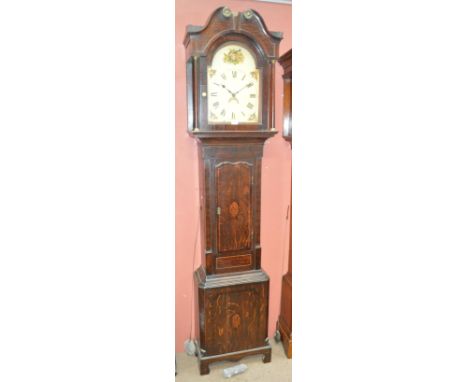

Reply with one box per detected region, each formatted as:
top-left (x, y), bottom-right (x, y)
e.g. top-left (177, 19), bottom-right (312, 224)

top-left (175, 339), bottom-right (291, 381)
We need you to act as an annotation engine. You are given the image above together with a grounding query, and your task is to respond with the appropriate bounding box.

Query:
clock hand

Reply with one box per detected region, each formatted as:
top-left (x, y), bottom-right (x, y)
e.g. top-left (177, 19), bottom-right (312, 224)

top-left (213, 82), bottom-right (236, 97)
top-left (233, 82), bottom-right (254, 95)
top-left (213, 82), bottom-right (239, 103)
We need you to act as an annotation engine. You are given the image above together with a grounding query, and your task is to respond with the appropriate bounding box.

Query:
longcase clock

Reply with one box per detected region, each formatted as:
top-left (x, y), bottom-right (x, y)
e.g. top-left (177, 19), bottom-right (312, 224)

top-left (184, 7), bottom-right (282, 375)
top-left (276, 49), bottom-right (292, 358)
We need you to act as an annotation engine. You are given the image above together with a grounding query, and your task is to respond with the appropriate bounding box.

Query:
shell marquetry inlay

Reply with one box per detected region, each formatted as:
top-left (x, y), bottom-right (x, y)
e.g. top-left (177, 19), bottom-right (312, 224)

top-left (229, 201), bottom-right (240, 217)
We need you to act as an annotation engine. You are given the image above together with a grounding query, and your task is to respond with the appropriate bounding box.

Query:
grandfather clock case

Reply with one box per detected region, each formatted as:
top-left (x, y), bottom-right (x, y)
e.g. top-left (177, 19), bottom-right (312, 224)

top-left (276, 49), bottom-right (292, 358)
top-left (184, 7), bottom-right (282, 375)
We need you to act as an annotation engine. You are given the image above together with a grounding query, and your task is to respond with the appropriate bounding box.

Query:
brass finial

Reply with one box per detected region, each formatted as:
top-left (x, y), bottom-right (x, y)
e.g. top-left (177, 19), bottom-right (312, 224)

top-left (243, 9), bottom-right (253, 19)
top-left (222, 7), bottom-right (232, 18)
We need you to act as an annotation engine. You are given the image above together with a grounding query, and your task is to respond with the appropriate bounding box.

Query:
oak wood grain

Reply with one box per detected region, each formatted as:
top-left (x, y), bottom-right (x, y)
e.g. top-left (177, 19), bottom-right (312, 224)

top-left (186, 7), bottom-right (282, 375)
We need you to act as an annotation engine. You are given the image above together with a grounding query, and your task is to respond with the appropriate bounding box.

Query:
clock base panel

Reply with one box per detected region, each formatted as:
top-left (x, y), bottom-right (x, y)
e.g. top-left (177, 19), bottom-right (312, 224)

top-left (194, 267), bottom-right (271, 375)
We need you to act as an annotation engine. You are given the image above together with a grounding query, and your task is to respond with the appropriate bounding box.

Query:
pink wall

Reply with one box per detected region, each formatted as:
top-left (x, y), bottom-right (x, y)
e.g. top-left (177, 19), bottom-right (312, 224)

top-left (175, 0), bottom-right (292, 352)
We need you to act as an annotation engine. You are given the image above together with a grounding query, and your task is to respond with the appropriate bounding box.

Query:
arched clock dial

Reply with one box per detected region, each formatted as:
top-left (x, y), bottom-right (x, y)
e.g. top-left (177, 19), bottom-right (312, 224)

top-left (207, 44), bottom-right (261, 125)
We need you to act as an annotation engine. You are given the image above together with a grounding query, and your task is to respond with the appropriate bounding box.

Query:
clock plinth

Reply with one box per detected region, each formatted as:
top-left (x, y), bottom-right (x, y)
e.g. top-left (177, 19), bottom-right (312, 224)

top-left (194, 268), bottom-right (271, 375)
top-left (185, 7), bottom-right (282, 375)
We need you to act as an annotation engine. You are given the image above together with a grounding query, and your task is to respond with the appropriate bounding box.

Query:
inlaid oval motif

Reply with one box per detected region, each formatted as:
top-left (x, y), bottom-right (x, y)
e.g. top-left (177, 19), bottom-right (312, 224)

top-left (232, 313), bottom-right (241, 329)
top-left (229, 201), bottom-right (239, 218)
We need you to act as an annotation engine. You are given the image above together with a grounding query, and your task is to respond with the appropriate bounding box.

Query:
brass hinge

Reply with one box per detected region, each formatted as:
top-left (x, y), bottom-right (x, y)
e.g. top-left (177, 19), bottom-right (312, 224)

top-left (216, 207), bottom-right (221, 215)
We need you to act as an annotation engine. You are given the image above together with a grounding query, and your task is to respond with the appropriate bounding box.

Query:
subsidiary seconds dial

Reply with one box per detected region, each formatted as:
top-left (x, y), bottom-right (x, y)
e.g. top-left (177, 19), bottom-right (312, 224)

top-left (207, 44), bottom-right (261, 125)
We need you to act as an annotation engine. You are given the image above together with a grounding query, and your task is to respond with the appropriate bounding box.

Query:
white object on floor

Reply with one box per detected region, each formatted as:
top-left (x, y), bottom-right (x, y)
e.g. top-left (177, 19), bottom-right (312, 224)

top-left (184, 339), bottom-right (196, 356)
top-left (223, 364), bottom-right (248, 378)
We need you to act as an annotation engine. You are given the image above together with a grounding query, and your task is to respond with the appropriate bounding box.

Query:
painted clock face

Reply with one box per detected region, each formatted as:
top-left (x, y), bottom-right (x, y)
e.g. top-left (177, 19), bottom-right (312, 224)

top-left (207, 44), bottom-right (261, 125)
